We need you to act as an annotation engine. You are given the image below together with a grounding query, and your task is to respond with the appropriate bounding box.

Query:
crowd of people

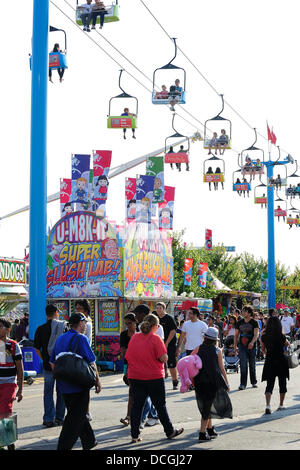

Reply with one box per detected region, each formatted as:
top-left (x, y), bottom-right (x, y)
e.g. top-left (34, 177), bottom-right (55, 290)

top-left (0, 300), bottom-right (299, 449)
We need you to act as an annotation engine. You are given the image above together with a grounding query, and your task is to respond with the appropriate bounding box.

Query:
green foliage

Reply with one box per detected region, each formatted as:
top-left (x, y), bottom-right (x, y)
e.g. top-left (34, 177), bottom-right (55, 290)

top-left (172, 231), bottom-right (299, 305)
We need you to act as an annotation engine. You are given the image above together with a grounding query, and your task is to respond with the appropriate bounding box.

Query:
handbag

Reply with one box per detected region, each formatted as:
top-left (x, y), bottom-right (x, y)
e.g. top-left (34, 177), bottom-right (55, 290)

top-left (53, 334), bottom-right (97, 389)
top-left (286, 347), bottom-right (299, 369)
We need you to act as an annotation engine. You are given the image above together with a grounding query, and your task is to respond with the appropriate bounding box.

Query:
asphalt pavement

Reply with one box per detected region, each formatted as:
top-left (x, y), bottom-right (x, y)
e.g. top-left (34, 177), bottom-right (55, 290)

top-left (8, 360), bottom-right (300, 451)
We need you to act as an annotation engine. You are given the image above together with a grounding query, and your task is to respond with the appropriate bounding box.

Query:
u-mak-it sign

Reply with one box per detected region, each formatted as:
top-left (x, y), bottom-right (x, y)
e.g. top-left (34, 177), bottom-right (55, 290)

top-left (0, 259), bottom-right (26, 285)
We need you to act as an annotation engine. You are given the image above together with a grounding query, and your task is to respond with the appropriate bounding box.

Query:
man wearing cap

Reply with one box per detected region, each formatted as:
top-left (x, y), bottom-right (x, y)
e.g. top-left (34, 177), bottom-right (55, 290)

top-left (50, 313), bottom-right (101, 450)
top-left (34, 304), bottom-right (66, 428)
top-left (281, 309), bottom-right (294, 336)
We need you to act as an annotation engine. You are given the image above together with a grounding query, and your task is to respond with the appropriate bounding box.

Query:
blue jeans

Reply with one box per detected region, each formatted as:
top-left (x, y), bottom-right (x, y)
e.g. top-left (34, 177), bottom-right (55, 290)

top-left (92, 11), bottom-right (106, 27)
top-left (238, 344), bottom-right (257, 387)
top-left (43, 370), bottom-right (65, 423)
top-left (141, 396), bottom-right (158, 421)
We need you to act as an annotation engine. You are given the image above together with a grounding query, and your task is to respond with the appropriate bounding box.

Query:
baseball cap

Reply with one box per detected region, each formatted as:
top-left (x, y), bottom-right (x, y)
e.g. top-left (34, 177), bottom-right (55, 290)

top-left (204, 327), bottom-right (219, 340)
top-left (132, 304), bottom-right (150, 316)
top-left (68, 313), bottom-right (87, 325)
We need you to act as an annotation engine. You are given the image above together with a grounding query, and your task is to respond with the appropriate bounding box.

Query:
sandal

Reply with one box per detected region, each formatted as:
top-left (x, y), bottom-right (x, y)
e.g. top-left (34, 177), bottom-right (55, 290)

top-left (120, 417), bottom-right (130, 426)
top-left (131, 437), bottom-right (142, 443)
top-left (168, 428), bottom-right (184, 439)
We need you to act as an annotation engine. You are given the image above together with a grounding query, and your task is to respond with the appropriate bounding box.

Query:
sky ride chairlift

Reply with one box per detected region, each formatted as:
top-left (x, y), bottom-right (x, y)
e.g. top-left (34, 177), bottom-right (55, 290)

top-left (152, 38), bottom-right (186, 108)
top-left (204, 94), bottom-right (232, 153)
top-left (203, 154), bottom-right (225, 190)
top-left (164, 114), bottom-right (190, 165)
top-left (29, 26), bottom-right (68, 71)
top-left (232, 165), bottom-right (251, 196)
top-left (240, 128), bottom-right (265, 181)
top-left (107, 70), bottom-right (138, 130)
top-left (76, 0), bottom-right (119, 25)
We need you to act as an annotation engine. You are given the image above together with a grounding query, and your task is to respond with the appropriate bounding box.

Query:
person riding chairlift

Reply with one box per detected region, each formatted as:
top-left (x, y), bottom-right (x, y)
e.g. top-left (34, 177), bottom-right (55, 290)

top-left (49, 43), bottom-right (65, 83)
top-left (121, 108), bottom-right (136, 140)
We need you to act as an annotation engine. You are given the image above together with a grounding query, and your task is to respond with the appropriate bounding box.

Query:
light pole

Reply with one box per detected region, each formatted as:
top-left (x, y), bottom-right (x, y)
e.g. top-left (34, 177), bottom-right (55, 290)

top-left (29, 0), bottom-right (49, 339)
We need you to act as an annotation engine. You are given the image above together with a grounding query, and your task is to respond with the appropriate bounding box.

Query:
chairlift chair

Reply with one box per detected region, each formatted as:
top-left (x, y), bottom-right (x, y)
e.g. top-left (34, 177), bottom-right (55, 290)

top-left (29, 26), bottom-right (68, 71)
top-left (107, 69), bottom-right (138, 129)
top-left (152, 38), bottom-right (186, 106)
top-left (164, 114), bottom-right (190, 165)
top-left (76, 0), bottom-right (119, 25)
top-left (204, 94), bottom-right (232, 152)
top-left (203, 155), bottom-right (225, 189)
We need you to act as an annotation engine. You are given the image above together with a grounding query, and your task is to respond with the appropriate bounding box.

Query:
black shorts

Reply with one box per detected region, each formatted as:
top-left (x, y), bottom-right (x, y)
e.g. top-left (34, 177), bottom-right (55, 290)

top-left (167, 343), bottom-right (177, 369)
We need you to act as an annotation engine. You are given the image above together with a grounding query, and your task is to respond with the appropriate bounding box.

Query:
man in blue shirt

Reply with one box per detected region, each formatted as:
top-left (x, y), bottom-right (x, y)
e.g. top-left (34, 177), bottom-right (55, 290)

top-left (50, 313), bottom-right (101, 450)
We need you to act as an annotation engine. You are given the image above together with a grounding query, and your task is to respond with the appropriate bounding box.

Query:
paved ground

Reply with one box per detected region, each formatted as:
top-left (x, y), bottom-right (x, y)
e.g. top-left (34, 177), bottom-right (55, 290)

top-left (8, 360), bottom-right (300, 451)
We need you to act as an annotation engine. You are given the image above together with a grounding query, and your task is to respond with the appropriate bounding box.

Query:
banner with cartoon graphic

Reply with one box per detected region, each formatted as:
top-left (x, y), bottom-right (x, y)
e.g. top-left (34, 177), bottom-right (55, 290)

top-left (158, 186), bottom-right (175, 230)
top-left (60, 178), bottom-right (73, 217)
top-left (136, 175), bottom-right (155, 224)
top-left (125, 177), bottom-right (136, 223)
top-left (205, 229), bottom-right (212, 250)
top-left (146, 156), bottom-right (165, 203)
top-left (184, 258), bottom-right (193, 286)
top-left (71, 154), bottom-right (91, 205)
top-left (198, 262), bottom-right (208, 288)
top-left (92, 150), bottom-right (112, 216)
top-left (46, 211), bottom-right (123, 298)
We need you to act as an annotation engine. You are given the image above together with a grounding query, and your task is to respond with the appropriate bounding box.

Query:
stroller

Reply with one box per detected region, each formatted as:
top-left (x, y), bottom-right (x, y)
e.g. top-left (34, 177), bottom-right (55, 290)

top-left (223, 336), bottom-right (240, 373)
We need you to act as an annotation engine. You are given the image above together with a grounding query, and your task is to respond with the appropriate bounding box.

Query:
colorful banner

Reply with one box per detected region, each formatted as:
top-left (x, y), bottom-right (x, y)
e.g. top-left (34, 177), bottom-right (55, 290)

top-left (184, 258), bottom-right (193, 286)
top-left (60, 178), bottom-right (73, 217)
top-left (146, 156), bottom-right (165, 203)
top-left (46, 211), bottom-right (123, 298)
top-left (261, 273), bottom-right (268, 291)
top-left (198, 262), bottom-right (208, 288)
top-left (71, 154), bottom-right (91, 205)
top-left (136, 175), bottom-right (155, 224)
top-left (205, 229), bottom-right (212, 250)
top-left (123, 221), bottom-right (174, 298)
top-left (0, 259), bottom-right (26, 285)
top-left (93, 150), bottom-right (112, 217)
top-left (125, 177), bottom-right (136, 222)
top-left (158, 186), bottom-right (175, 230)
top-left (98, 299), bottom-right (119, 332)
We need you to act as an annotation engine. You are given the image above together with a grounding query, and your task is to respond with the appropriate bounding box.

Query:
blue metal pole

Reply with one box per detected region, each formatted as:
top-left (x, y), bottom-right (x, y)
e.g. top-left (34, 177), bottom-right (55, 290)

top-left (29, 0), bottom-right (49, 339)
top-left (266, 160), bottom-right (276, 309)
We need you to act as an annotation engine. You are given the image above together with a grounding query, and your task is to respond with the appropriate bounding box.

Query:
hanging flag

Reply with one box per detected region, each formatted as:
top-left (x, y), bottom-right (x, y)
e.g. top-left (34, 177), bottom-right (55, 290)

top-left (146, 156), bottom-right (165, 203)
top-left (205, 229), bottom-right (212, 250)
top-left (267, 123), bottom-right (273, 142)
top-left (184, 258), bottom-right (193, 286)
top-left (136, 175), bottom-right (155, 224)
top-left (60, 178), bottom-right (73, 217)
top-left (158, 186), bottom-right (175, 230)
top-left (271, 128), bottom-right (277, 145)
top-left (198, 262), bottom-right (208, 288)
top-left (92, 150), bottom-right (112, 216)
top-left (71, 154), bottom-right (91, 205)
top-left (125, 177), bottom-right (137, 222)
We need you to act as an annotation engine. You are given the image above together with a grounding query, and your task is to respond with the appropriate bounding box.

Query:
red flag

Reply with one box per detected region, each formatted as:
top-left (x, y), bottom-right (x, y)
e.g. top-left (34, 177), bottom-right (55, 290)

top-left (271, 128), bottom-right (277, 145)
top-left (267, 123), bottom-right (272, 142)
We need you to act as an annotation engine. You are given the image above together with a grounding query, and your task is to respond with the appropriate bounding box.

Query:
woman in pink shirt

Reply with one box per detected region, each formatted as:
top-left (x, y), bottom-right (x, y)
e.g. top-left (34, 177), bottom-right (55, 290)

top-left (125, 314), bottom-right (184, 443)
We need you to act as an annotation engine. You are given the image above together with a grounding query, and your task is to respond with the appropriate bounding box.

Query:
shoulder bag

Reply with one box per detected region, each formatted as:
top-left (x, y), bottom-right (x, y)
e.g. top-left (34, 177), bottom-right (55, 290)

top-left (53, 334), bottom-right (97, 389)
top-left (285, 346), bottom-right (299, 369)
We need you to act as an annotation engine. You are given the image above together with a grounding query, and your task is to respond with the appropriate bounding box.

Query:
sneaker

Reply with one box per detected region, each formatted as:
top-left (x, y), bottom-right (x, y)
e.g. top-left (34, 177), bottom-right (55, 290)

top-left (91, 25), bottom-right (96, 29)
top-left (239, 385), bottom-right (246, 390)
top-left (277, 406), bottom-right (286, 411)
top-left (170, 106), bottom-right (175, 112)
top-left (86, 413), bottom-right (92, 421)
top-left (207, 427), bottom-right (218, 439)
top-left (198, 432), bottom-right (211, 442)
top-left (42, 421), bottom-right (55, 428)
top-left (55, 419), bottom-right (64, 426)
top-left (139, 420), bottom-right (146, 430)
top-left (252, 384), bottom-right (258, 388)
top-left (145, 418), bottom-right (159, 427)
top-left (265, 405), bottom-right (271, 415)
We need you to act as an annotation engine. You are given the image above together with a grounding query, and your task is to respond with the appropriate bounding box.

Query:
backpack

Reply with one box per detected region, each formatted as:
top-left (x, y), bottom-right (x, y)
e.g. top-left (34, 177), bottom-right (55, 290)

top-left (47, 320), bottom-right (66, 356)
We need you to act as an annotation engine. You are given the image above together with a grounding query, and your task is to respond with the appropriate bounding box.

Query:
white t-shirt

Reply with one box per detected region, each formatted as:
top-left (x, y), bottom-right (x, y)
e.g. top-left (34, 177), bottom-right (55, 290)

top-left (281, 316), bottom-right (294, 334)
top-left (79, 3), bottom-right (93, 14)
top-left (181, 320), bottom-right (208, 350)
top-left (224, 325), bottom-right (236, 337)
top-left (156, 324), bottom-right (164, 340)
